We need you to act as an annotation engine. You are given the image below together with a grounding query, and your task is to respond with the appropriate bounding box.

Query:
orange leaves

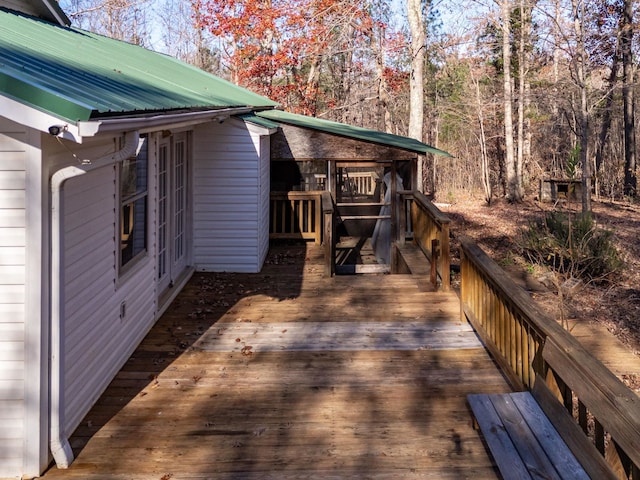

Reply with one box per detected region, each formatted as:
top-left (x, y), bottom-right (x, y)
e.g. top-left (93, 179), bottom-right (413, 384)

top-left (197, 0), bottom-right (407, 112)
top-left (384, 67), bottom-right (410, 94)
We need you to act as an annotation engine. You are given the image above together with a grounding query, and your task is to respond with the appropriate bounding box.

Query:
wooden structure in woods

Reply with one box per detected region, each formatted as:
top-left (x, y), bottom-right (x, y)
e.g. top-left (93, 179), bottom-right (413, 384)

top-left (539, 178), bottom-right (583, 202)
top-left (266, 111), bottom-right (451, 283)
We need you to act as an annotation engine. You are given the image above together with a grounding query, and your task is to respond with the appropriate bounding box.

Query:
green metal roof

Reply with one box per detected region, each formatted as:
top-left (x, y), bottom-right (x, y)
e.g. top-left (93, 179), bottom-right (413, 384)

top-left (0, 8), bottom-right (277, 123)
top-left (237, 113), bottom-right (281, 130)
top-left (257, 110), bottom-right (452, 157)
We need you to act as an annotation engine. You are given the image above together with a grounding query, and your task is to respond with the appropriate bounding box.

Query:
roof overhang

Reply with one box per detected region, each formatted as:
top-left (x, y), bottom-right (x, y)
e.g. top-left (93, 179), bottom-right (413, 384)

top-left (77, 107), bottom-right (259, 138)
top-left (258, 110), bottom-right (452, 157)
top-left (0, 93), bottom-right (84, 140)
top-left (0, 92), bottom-right (260, 142)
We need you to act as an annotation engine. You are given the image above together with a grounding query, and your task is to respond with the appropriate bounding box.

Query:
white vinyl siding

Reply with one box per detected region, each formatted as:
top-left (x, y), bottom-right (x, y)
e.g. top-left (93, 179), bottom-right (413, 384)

top-left (60, 140), bottom-right (157, 438)
top-left (0, 128), bottom-right (26, 478)
top-left (192, 120), bottom-right (270, 273)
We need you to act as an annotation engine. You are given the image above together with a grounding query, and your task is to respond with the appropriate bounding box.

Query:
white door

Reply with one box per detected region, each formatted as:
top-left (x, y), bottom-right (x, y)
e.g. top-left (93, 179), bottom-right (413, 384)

top-left (158, 133), bottom-right (189, 294)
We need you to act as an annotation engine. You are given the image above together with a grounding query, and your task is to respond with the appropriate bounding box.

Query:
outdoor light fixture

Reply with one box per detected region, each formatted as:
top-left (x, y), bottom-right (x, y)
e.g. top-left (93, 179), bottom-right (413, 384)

top-left (48, 125), bottom-right (66, 136)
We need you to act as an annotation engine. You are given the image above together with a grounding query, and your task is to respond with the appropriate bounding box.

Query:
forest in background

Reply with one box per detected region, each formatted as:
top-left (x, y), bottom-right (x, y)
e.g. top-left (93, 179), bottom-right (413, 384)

top-left (59, 0), bottom-right (640, 206)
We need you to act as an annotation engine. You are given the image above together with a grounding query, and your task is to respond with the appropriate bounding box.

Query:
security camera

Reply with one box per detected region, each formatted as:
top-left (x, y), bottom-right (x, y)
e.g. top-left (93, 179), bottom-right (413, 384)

top-left (48, 125), bottom-right (65, 136)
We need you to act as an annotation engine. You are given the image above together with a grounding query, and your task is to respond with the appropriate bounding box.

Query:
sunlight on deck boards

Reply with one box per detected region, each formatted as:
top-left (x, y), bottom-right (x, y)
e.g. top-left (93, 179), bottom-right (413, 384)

top-left (192, 321), bottom-right (481, 352)
top-left (41, 244), bottom-right (510, 480)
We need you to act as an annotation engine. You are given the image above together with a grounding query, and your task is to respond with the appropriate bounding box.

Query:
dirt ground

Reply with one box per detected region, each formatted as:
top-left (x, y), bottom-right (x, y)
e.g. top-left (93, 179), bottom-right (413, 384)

top-left (438, 196), bottom-right (640, 361)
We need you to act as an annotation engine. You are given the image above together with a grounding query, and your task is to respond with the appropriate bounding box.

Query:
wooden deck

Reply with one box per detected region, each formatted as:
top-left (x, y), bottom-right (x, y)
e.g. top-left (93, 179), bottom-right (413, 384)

top-left (42, 243), bottom-right (511, 479)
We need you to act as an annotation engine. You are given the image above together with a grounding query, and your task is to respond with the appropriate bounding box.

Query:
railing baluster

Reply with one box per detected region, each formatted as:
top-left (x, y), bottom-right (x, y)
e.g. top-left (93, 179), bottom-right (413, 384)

top-left (270, 192), bottom-right (323, 244)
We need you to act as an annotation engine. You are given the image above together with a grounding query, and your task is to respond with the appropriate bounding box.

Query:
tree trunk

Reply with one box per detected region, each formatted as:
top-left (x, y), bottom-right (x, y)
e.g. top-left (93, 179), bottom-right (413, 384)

top-left (501, 0), bottom-right (519, 201)
top-left (516, 0), bottom-right (532, 200)
top-left (407, 0), bottom-right (425, 189)
top-left (594, 43), bottom-right (619, 177)
top-left (622, 0), bottom-right (636, 197)
top-left (407, 0), bottom-right (424, 141)
top-left (473, 74), bottom-right (492, 204)
top-left (371, 23), bottom-right (393, 132)
top-left (572, 0), bottom-right (591, 213)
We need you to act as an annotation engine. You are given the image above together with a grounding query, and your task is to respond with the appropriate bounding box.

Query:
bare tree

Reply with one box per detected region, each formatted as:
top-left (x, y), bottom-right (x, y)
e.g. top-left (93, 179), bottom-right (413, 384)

top-left (407, 0), bottom-right (426, 191)
top-left (571, 0), bottom-right (591, 213)
top-left (621, 0), bottom-right (636, 197)
top-left (516, 0), bottom-right (534, 200)
top-left (157, 0), bottom-right (220, 73)
top-left (472, 70), bottom-right (492, 204)
top-left (499, 0), bottom-right (520, 201)
top-left (407, 0), bottom-right (425, 142)
top-left (62, 0), bottom-right (151, 45)
top-left (407, 0), bottom-right (425, 191)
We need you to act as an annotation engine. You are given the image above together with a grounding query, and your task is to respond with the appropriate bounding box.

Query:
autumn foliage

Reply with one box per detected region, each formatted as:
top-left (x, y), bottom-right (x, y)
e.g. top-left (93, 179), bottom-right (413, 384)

top-left (193, 0), bottom-right (406, 116)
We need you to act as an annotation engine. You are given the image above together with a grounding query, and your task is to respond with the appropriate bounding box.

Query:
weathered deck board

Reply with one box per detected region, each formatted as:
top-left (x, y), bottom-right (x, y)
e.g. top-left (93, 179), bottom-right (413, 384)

top-left (191, 321), bottom-right (480, 352)
top-left (42, 244), bottom-right (510, 479)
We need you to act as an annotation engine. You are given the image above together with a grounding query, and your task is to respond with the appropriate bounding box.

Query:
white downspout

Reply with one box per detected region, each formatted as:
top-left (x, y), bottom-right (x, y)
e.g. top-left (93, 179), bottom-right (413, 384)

top-left (49, 131), bottom-right (140, 468)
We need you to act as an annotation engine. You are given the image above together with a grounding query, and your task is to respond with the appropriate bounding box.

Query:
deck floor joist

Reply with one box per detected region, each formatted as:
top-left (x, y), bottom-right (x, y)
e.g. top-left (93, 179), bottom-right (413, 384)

top-left (42, 244), bottom-right (510, 479)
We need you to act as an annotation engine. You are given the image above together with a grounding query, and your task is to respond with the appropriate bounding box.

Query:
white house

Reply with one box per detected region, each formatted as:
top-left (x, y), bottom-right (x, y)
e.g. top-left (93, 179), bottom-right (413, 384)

top-left (0, 1), bottom-right (279, 477)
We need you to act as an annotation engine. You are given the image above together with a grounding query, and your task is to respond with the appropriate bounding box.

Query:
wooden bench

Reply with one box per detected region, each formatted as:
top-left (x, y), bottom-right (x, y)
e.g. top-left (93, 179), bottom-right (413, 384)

top-left (394, 242), bottom-right (434, 291)
top-left (468, 337), bottom-right (627, 480)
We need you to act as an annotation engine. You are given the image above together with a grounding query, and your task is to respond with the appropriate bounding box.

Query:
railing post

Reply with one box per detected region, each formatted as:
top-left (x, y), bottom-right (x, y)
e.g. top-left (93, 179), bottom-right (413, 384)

top-left (322, 192), bottom-right (335, 277)
top-left (440, 221), bottom-right (451, 291)
top-left (430, 239), bottom-right (439, 288)
top-left (314, 195), bottom-right (322, 244)
top-left (408, 191), bottom-right (450, 290)
top-left (398, 192), bottom-right (407, 247)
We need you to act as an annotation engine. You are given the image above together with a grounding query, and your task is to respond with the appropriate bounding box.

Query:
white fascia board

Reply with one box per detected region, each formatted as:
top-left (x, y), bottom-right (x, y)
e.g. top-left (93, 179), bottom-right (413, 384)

top-left (0, 95), bottom-right (82, 142)
top-left (2, 95), bottom-right (272, 142)
top-left (242, 120), bottom-right (278, 136)
top-left (78, 107), bottom-right (260, 137)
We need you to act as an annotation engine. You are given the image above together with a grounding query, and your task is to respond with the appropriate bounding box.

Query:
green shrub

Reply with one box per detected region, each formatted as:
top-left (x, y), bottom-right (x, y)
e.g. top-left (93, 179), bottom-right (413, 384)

top-left (521, 211), bottom-right (622, 282)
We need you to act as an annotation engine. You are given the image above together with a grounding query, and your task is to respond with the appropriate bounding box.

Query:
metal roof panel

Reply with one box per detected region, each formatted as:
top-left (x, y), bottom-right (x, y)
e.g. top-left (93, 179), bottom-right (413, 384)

top-left (0, 8), bottom-right (277, 123)
top-left (257, 110), bottom-right (452, 157)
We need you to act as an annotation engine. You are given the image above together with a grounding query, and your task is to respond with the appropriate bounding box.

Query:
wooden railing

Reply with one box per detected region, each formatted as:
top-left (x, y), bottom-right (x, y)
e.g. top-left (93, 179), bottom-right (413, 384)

top-left (270, 192), bottom-right (323, 244)
top-left (400, 191), bottom-right (451, 290)
top-left (459, 235), bottom-right (640, 478)
top-left (300, 172), bottom-right (378, 196)
top-left (459, 236), bottom-right (553, 389)
top-left (341, 172), bottom-right (377, 196)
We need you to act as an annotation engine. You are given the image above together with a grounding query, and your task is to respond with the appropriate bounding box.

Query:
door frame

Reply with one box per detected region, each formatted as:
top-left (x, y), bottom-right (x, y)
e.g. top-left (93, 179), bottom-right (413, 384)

top-left (157, 132), bottom-right (191, 298)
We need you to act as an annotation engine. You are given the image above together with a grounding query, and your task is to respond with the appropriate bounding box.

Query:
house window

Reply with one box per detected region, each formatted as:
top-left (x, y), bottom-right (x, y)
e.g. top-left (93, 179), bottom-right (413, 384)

top-left (120, 136), bottom-right (148, 270)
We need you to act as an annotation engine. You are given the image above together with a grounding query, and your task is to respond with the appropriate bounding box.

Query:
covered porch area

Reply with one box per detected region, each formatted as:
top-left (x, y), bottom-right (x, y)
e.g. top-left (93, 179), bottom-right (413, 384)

top-left (41, 243), bottom-right (510, 479)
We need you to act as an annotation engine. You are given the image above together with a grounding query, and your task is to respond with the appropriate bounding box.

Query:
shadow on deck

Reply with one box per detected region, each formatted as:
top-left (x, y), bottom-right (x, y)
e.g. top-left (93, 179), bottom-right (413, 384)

top-left (42, 243), bottom-right (510, 479)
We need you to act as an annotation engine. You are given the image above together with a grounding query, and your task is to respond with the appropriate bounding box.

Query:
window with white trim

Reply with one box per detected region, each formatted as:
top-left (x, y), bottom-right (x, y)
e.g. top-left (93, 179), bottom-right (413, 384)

top-left (119, 136), bottom-right (148, 270)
